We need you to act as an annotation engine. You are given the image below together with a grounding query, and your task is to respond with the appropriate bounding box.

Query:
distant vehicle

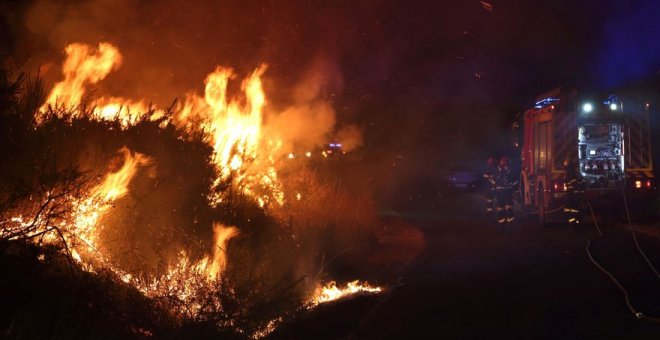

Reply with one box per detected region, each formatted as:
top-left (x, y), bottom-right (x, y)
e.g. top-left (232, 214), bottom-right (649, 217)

top-left (440, 162), bottom-right (481, 191)
top-left (519, 87), bottom-right (656, 226)
top-left (325, 142), bottom-right (344, 156)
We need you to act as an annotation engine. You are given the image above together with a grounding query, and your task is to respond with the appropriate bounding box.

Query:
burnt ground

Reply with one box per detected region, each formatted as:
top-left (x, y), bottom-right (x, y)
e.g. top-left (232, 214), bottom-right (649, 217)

top-left (272, 191), bottom-right (660, 339)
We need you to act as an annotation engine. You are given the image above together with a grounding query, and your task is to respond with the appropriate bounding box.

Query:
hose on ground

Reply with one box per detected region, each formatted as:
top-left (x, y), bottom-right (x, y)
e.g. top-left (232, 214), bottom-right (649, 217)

top-left (585, 200), bottom-right (660, 323)
top-left (621, 187), bottom-right (660, 280)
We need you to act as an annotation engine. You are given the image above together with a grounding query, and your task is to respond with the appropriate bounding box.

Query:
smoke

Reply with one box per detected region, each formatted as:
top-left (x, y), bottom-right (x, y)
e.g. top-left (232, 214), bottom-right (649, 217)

top-left (18, 0), bottom-right (362, 156)
top-left (264, 55), bottom-right (344, 153)
top-left (335, 125), bottom-right (363, 152)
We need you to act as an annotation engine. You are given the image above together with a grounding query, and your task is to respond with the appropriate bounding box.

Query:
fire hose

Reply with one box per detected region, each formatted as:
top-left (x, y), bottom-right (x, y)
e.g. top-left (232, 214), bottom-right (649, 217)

top-left (523, 205), bottom-right (566, 215)
top-left (584, 187), bottom-right (660, 323)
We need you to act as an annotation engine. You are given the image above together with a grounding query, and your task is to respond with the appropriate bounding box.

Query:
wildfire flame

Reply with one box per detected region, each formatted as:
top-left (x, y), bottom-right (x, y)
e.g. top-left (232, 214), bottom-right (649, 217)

top-left (13, 146), bottom-right (241, 315)
top-left (68, 147), bottom-right (152, 266)
top-left (205, 223), bottom-right (240, 281)
top-left (40, 42), bottom-right (122, 114)
top-left (122, 223), bottom-right (240, 316)
top-left (40, 42), bottom-right (283, 206)
top-left (36, 43), bottom-right (158, 128)
top-left (9, 41), bottom-right (378, 336)
top-left (176, 65), bottom-right (283, 207)
top-left (309, 280), bottom-right (383, 307)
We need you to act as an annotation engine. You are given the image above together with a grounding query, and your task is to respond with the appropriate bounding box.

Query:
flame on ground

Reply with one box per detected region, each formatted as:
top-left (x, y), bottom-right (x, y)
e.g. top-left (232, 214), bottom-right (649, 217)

top-left (251, 281), bottom-right (384, 338)
top-left (309, 280), bottom-right (383, 307)
top-left (66, 149), bottom-right (241, 311)
top-left (6, 146), bottom-right (242, 317)
top-left (109, 223), bottom-right (240, 318)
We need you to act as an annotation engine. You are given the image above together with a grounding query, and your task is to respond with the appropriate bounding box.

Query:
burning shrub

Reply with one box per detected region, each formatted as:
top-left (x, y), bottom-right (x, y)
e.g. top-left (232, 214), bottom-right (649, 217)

top-left (0, 40), bottom-right (382, 337)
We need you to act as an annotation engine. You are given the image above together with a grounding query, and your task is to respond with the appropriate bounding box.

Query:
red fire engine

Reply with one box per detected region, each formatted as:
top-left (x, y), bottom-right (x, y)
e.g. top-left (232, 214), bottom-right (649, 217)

top-left (520, 87), bottom-right (656, 226)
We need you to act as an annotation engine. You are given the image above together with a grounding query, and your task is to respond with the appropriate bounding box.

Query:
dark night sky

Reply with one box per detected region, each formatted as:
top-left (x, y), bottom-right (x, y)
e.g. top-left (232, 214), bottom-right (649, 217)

top-left (1, 0), bottom-right (660, 169)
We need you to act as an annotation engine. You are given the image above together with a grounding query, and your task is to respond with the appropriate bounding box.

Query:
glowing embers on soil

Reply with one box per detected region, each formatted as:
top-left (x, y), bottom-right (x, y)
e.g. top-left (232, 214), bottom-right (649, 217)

top-left (308, 280), bottom-right (383, 307)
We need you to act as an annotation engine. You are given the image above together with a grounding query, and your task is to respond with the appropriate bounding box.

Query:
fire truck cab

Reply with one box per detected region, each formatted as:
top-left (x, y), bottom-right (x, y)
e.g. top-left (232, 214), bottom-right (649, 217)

top-left (520, 87), bottom-right (655, 225)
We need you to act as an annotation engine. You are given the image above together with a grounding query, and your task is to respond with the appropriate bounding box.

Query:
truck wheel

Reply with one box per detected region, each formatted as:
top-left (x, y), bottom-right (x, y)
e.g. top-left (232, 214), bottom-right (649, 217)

top-left (538, 185), bottom-right (547, 227)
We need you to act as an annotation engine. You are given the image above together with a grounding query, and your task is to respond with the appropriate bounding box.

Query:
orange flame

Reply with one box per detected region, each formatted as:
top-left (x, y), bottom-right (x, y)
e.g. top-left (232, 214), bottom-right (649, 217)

top-left (40, 42), bottom-right (122, 115)
top-left (25, 42), bottom-right (375, 335)
top-left (69, 147), bottom-right (152, 263)
top-left (206, 223), bottom-right (240, 281)
top-left (177, 65), bottom-right (282, 206)
top-left (38, 43), bottom-right (160, 128)
top-left (309, 280), bottom-right (382, 307)
top-left (40, 42), bottom-right (283, 206)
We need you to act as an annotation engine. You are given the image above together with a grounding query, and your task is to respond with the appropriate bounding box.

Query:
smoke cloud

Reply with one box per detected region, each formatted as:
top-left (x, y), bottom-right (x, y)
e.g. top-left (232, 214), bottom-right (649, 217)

top-left (265, 55), bottom-right (343, 154)
top-left (20, 0), bottom-right (360, 155)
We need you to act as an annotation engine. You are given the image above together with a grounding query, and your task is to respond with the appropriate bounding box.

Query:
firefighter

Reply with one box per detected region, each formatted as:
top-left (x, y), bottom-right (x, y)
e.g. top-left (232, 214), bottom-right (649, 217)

top-left (483, 157), bottom-right (498, 215)
top-left (563, 157), bottom-right (585, 224)
top-left (494, 156), bottom-right (515, 228)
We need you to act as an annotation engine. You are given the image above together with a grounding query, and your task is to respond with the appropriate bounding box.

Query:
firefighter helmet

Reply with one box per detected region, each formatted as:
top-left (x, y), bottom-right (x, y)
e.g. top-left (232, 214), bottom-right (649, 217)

top-left (499, 156), bottom-right (510, 167)
top-left (487, 157), bottom-right (497, 166)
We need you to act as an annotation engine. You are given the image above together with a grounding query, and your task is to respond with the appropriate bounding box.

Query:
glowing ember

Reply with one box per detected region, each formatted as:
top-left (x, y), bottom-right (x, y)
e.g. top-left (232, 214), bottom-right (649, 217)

top-left (251, 317), bottom-right (283, 339)
top-left (309, 280), bottom-right (383, 307)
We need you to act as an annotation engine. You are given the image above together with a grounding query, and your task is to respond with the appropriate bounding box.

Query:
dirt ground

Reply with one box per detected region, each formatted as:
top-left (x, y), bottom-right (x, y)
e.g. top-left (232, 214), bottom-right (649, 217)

top-left (273, 191), bottom-right (660, 339)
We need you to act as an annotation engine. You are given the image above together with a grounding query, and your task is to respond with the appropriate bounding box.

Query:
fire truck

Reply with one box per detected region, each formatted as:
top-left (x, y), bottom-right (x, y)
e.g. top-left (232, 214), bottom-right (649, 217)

top-left (519, 87), bottom-right (656, 226)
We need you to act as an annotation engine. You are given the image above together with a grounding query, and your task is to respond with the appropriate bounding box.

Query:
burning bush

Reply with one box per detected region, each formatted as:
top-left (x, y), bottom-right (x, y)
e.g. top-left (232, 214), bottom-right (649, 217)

top-left (0, 42), bottom-right (382, 338)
